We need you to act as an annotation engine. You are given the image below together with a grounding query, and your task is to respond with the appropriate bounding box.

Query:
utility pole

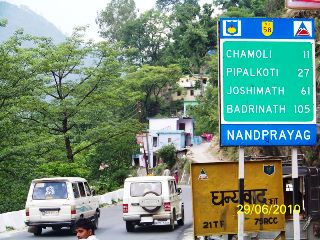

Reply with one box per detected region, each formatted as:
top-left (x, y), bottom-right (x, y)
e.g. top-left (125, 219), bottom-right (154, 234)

top-left (145, 131), bottom-right (150, 175)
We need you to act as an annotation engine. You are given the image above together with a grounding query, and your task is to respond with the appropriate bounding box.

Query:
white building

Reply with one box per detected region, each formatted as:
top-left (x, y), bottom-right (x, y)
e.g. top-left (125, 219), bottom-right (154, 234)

top-left (135, 117), bottom-right (194, 168)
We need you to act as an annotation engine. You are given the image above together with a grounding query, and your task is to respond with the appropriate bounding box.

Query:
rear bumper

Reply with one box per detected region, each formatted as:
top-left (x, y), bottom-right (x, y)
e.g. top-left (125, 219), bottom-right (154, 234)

top-left (25, 220), bottom-right (75, 227)
top-left (123, 213), bottom-right (171, 221)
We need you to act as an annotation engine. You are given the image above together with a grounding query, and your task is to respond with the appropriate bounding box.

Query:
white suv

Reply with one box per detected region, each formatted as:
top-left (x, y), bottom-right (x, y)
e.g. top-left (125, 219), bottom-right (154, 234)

top-left (122, 176), bottom-right (184, 232)
top-left (25, 177), bottom-right (100, 236)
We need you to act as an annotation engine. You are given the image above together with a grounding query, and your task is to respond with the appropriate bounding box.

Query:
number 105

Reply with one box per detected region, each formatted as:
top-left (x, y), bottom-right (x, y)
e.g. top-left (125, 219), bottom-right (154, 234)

top-left (294, 105), bottom-right (310, 114)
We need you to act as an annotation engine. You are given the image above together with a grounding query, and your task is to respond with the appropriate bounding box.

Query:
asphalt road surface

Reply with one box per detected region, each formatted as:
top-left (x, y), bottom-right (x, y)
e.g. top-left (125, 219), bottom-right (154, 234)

top-left (0, 186), bottom-right (192, 240)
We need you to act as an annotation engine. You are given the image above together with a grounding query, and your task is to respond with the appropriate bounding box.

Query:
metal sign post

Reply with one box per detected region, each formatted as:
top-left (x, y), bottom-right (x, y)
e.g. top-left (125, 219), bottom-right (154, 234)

top-left (238, 148), bottom-right (245, 240)
top-left (292, 148), bottom-right (300, 239)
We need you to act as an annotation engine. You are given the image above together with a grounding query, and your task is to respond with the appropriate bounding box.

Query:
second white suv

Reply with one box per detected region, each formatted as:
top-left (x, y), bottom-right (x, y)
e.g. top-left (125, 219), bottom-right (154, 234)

top-left (25, 177), bottom-right (100, 236)
top-left (122, 176), bottom-right (184, 232)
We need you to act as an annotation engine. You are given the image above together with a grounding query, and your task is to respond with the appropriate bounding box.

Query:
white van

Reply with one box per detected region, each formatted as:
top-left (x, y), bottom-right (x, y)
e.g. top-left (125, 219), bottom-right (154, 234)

top-left (122, 176), bottom-right (184, 232)
top-left (25, 177), bottom-right (100, 236)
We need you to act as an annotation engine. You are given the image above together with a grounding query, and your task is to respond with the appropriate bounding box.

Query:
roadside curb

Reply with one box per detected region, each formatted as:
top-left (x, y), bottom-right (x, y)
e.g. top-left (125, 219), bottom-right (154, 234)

top-left (182, 226), bottom-right (194, 240)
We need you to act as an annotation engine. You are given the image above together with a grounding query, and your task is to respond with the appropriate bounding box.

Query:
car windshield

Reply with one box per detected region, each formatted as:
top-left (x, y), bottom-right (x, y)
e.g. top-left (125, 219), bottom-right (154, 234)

top-left (130, 182), bottom-right (162, 197)
top-left (32, 181), bottom-right (68, 200)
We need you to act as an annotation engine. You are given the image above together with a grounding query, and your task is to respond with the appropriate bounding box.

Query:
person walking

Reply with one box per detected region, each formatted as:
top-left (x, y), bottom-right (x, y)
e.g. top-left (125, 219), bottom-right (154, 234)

top-left (173, 170), bottom-right (179, 184)
top-left (75, 218), bottom-right (99, 240)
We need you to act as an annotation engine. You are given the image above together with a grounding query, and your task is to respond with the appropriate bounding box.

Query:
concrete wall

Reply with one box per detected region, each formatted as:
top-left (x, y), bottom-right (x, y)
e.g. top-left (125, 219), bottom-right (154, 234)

top-left (177, 118), bottom-right (194, 136)
top-left (149, 118), bottom-right (179, 131)
top-left (158, 132), bottom-right (185, 150)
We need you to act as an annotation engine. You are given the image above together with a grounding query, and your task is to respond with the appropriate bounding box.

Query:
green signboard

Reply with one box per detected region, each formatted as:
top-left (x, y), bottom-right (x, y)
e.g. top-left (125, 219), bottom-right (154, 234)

top-left (222, 40), bottom-right (314, 122)
top-left (219, 18), bottom-right (316, 146)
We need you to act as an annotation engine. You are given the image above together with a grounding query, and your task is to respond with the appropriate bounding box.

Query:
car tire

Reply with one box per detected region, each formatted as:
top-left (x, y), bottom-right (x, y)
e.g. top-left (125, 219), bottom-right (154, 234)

top-left (177, 207), bottom-right (184, 226)
top-left (70, 224), bottom-right (76, 234)
top-left (93, 213), bottom-right (99, 229)
top-left (33, 227), bottom-right (42, 236)
top-left (168, 216), bottom-right (175, 231)
top-left (126, 221), bottom-right (135, 232)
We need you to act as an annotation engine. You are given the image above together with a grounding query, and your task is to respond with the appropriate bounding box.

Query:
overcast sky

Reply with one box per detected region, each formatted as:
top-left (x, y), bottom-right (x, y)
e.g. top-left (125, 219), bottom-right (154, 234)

top-left (5, 0), bottom-right (213, 40)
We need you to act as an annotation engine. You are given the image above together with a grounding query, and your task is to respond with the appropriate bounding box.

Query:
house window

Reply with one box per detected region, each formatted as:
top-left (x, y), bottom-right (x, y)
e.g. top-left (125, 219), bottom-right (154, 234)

top-left (190, 89), bottom-right (194, 96)
top-left (168, 138), bottom-right (172, 143)
top-left (179, 123), bottom-right (185, 130)
top-left (177, 91), bottom-right (181, 96)
top-left (153, 137), bottom-right (157, 147)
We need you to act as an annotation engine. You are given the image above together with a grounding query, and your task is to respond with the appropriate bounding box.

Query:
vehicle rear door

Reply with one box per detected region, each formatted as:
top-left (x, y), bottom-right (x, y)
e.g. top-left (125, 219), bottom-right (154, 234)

top-left (128, 181), bottom-right (163, 215)
top-left (29, 181), bottom-right (71, 222)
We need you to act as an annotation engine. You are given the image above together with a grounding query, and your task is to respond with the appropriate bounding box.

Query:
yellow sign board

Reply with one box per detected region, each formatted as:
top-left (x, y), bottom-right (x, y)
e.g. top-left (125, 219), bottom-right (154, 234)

top-left (191, 160), bottom-right (285, 236)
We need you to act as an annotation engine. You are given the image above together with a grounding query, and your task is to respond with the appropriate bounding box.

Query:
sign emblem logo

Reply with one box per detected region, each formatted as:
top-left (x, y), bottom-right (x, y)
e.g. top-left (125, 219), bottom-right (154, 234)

top-left (223, 20), bottom-right (241, 37)
top-left (262, 21), bottom-right (273, 37)
top-left (294, 21), bottom-right (312, 37)
top-left (263, 165), bottom-right (275, 176)
top-left (198, 168), bottom-right (208, 180)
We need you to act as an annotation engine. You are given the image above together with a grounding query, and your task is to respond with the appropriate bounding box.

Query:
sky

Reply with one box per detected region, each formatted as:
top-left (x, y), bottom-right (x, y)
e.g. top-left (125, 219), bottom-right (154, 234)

top-left (5, 0), bottom-right (213, 41)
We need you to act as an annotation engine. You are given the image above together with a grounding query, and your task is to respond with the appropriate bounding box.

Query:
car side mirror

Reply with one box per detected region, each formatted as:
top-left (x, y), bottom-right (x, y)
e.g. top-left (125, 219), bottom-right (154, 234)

top-left (177, 188), bottom-right (182, 195)
top-left (91, 189), bottom-right (96, 196)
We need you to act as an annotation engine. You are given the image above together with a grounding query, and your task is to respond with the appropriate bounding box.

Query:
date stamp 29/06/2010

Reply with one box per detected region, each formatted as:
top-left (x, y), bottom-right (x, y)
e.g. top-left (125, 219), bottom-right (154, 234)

top-left (237, 204), bottom-right (300, 215)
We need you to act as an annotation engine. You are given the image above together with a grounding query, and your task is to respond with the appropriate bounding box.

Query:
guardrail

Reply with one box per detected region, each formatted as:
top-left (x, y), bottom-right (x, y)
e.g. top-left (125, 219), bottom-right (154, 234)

top-left (0, 188), bottom-right (124, 233)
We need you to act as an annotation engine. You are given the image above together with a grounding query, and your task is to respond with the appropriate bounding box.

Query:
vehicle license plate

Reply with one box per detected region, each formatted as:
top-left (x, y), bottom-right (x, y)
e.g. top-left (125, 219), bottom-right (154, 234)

top-left (140, 216), bottom-right (153, 223)
top-left (42, 210), bottom-right (59, 216)
top-left (141, 199), bottom-right (159, 206)
top-left (154, 220), bottom-right (170, 225)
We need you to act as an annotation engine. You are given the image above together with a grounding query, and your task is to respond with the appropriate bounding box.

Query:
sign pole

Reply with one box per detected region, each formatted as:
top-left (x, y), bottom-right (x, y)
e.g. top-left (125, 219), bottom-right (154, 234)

top-left (292, 148), bottom-right (300, 240)
top-left (238, 147), bottom-right (245, 240)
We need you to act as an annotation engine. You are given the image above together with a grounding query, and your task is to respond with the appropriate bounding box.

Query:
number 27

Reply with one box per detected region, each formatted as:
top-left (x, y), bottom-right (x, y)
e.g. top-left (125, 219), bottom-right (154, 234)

top-left (298, 69), bottom-right (309, 78)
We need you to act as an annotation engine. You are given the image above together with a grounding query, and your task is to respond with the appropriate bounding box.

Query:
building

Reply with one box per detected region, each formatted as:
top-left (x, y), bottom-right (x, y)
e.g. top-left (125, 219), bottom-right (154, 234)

top-left (171, 74), bottom-right (209, 116)
top-left (134, 117), bottom-right (194, 168)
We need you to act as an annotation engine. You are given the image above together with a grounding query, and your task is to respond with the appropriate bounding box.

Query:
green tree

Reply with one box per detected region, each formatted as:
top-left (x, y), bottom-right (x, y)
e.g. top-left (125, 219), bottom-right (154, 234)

top-left (214, 0), bottom-right (285, 17)
top-left (188, 85), bottom-right (219, 135)
top-left (124, 64), bottom-right (182, 120)
top-left (157, 144), bottom-right (176, 168)
top-left (97, 0), bottom-right (137, 42)
top-left (19, 28), bottom-right (137, 163)
top-left (120, 9), bottom-right (170, 65)
top-left (0, 32), bottom-right (47, 213)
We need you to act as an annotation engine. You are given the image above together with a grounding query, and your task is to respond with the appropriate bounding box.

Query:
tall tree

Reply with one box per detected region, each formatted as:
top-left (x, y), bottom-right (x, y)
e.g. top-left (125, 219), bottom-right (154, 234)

top-left (120, 9), bottom-right (170, 65)
top-left (20, 28), bottom-right (129, 162)
top-left (97, 0), bottom-right (137, 42)
top-left (0, 32), bottom-right (47, 213)
top-left (124, 64), bottom-right (182, 120)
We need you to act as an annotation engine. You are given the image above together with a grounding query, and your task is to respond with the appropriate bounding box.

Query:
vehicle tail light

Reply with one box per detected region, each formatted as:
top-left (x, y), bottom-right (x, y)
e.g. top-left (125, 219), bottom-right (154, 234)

top-left (71, 205), bottom-right (77, 215)
top-left (164, 202), bottom-right (171, 211)
top-left (123, 204), bottom-right (128, 213)
top-left (25, 208), bottom-right (29, 217)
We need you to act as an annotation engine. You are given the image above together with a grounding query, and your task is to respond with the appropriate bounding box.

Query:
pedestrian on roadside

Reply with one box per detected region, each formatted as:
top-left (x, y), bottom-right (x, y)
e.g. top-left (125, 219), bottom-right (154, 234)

top-left (75, 218), bottom-right (99, 240)
top-left (163, 168), bottom-right (170, 176)
top-left (173, 170), bottom-right (179, 184)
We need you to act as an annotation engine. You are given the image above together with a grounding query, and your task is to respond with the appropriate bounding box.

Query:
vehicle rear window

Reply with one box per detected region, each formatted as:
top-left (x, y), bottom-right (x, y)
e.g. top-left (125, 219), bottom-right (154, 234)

top-left (32, 182), bottom-right (68, 200)
top-left (130, 182), bottom-right (162, 197)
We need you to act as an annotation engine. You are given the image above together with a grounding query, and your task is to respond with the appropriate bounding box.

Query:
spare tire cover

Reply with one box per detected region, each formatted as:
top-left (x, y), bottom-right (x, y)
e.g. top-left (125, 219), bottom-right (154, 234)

top-left (139, 191), bottom-right (163, 213)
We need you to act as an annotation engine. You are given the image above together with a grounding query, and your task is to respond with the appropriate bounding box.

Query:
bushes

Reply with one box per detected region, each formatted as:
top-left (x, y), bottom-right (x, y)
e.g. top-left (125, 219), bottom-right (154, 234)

top-left (157, 144), bottom-right (176, 168)
top-left (153, 163), bottom-right (168, 176)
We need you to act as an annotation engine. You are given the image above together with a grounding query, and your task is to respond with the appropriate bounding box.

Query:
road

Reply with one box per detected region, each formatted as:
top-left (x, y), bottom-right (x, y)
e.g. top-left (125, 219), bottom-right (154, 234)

top-left (0, 186), bottom-right (192, 240)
